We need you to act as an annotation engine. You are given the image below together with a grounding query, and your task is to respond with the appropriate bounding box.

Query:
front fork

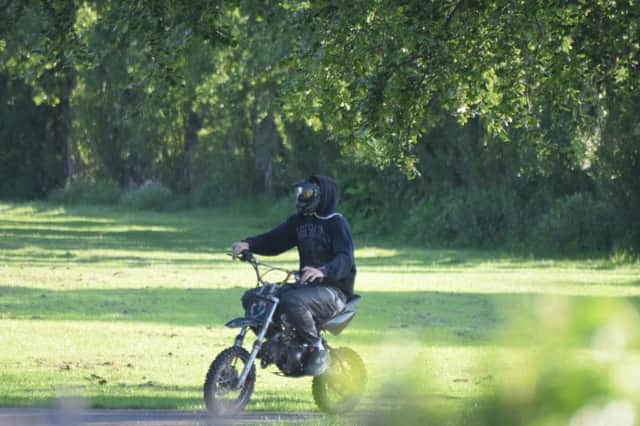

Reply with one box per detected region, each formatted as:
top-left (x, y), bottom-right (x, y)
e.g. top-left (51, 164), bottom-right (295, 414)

top-left (233, 327), bottom-right (248, 348)
top-left (234, 296), bottom-right (279, 389)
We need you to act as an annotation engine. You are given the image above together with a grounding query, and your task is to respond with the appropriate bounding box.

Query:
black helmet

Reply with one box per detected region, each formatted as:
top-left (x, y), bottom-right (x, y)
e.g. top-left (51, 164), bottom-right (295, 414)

top-left (294, 179), bottom-right (321, 215)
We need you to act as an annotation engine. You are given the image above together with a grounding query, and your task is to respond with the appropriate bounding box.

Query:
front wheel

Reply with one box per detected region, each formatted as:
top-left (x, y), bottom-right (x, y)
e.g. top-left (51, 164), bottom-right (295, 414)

top-left (203, 346), bottom-right (255, 416)
top-left (312, 347), bottom-right (366, 414)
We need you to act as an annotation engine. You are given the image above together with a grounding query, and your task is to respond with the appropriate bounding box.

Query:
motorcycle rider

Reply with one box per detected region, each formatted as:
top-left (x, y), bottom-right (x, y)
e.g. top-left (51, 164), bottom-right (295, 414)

top-left (231, 175), bottom-right (356, 376)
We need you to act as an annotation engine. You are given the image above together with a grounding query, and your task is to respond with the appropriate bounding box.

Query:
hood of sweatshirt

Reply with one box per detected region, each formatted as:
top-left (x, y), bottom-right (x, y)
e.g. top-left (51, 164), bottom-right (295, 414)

top-left (309, 175), bottom-right (338, 216)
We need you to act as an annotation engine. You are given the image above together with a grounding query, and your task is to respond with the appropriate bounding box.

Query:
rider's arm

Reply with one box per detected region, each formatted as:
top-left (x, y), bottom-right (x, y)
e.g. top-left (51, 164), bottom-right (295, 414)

top-left (319, 217), bottom-right (354, 282)
top-left (244, 214), bottom-right (297, 256)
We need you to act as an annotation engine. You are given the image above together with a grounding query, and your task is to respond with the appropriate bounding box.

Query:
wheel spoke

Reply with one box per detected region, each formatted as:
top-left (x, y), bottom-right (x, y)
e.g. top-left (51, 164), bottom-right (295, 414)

top-left (327, 383), bottom-right (347, 398)
top-left (312, 347), bottom-right (366, 414)
top-left (204, 347), bottom-right (256, 415)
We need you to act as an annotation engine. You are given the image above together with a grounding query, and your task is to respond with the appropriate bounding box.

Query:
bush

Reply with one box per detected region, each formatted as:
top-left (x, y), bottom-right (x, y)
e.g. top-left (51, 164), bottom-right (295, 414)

top-left (120, 181), bottom-right (173, 210)
top-left (532, 193), bottom-right (617, 255)
top-left (609, 245), bottom-right (639, 265)
top-left (190, 179), bottom-right (228, 208)
top-left (401, 197), bottom-right (441, 244)
top-left (404, 186), bottom-right (522, 247)
top-left (47, 178), bottom-right (121, 205)
top-left (162, 193), bottom-right (192, 212)
top-left (471, 298), bottom-right (640, 426)
top-left (341, 173), bottom-right (408, 237)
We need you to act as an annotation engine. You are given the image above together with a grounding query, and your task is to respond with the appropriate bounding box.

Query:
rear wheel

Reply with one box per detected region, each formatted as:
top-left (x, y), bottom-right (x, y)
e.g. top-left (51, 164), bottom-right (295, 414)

top-left (203, 346), bottom-right (255, 416)
top-left (312, 347), bottom-right (366, 414)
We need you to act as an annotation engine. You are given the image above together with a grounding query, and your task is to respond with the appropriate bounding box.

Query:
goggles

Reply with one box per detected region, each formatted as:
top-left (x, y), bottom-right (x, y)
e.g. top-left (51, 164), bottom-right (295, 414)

top-left (293, 181), bottom-right (321, 214)
top-left (296, 184), bottom-right (319, 201)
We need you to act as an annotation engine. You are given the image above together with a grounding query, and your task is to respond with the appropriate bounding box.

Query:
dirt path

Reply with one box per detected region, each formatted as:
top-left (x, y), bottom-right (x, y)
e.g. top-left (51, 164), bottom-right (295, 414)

top-left (0, 408), bottom-right (325, 426)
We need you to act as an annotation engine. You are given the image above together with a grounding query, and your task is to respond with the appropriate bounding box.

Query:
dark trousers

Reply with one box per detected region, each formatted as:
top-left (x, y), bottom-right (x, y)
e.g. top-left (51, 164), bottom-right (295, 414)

top-left (242, 284), bottom-right (346, 345)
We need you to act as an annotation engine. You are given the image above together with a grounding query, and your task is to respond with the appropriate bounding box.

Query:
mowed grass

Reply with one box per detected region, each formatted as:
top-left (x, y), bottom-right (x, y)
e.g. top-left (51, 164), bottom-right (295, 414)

top-left (0, 202), bottom-right (639, 413)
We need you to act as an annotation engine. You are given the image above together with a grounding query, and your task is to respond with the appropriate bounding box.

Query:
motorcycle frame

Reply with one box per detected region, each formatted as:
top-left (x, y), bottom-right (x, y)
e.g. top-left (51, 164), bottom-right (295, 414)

top-left (233, 292), bottom-right (280, 389)
top-left (227, 251), bottom-right (341, 389)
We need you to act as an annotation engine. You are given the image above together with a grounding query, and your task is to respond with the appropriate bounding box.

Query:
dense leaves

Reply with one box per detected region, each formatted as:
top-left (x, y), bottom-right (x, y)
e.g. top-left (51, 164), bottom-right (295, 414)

top-left (1, 0), bottom-right (638, 252)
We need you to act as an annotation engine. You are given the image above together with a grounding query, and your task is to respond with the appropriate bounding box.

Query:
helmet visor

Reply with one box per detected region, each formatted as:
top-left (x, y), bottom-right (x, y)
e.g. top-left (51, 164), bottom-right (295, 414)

top-left (296, 185), bottom-right (317, 201)
top-left (293, 181), bottom-right (321, 214)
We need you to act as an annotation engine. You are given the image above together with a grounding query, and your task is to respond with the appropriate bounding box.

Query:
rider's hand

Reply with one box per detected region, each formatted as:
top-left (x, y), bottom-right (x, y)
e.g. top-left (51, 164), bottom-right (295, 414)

top-left (301, 266), bottom-right (324, 284)
top-left (231, 241), bottom-right (249, 259)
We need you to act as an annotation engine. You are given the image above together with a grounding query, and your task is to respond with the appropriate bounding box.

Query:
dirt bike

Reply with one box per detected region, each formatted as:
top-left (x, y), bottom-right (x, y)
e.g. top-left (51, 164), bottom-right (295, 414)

top-left (203, 250), bottom-right (366, 415)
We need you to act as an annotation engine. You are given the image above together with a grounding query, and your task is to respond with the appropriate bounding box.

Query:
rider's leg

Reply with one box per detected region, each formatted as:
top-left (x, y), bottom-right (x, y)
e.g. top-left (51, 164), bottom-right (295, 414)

top-left (278, 285), bottom-right (347, 374)
top-left (277, 285), bottom-right (345, 345)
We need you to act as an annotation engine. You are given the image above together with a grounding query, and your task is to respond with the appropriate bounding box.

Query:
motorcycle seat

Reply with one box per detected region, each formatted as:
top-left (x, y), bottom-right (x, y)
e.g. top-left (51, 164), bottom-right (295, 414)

top-left (319, 294), bottom-right (361, 336)
top-left (344, 294), bottom-right (360, 311)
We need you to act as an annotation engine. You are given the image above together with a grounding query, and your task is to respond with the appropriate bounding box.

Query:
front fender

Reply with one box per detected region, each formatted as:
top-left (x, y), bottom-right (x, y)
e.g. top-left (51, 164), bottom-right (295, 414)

top-left (225, 317), bottom-right (259, 328)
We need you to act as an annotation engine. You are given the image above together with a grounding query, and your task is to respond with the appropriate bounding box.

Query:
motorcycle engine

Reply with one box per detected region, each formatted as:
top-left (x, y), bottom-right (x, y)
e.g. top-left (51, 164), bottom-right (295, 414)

top-left (259, 332), bottom-right (306, 377)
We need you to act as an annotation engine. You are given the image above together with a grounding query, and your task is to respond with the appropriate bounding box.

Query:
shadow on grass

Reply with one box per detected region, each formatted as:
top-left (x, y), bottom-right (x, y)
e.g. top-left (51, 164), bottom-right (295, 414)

top-left (1, 389), bottom-right (319, 411)
top-left (4, 284), bottom-right (639, 347)
top-left (0, 222), bottom-right (532, 269)
top-left (0, 251), bottom-right (237, 267)
top-left (0, 394), bottom-right (203, 410)
top-left (89, 395), bottom-right (203, 410)
top-left (2, 202), bottom-right (613, 270)
top-left (0, 225), bottom-right (226, 255)
top-left (6, 285), bottom-right (625, 346)
top-left (0, 203), bottom-right (263, 258)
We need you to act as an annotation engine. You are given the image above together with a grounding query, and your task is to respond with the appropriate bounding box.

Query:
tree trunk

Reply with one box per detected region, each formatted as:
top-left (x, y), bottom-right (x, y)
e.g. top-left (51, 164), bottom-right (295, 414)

top-left (183, 105), bottom-right (202, 192)
top-left (39, 0), bottom-right (78, 190)
top-left (254, 112), bottom-right (280, 195)
top-left (42, 64), bottom-right (75, 193)
top-left (61, 72), bottom-right (75, 183)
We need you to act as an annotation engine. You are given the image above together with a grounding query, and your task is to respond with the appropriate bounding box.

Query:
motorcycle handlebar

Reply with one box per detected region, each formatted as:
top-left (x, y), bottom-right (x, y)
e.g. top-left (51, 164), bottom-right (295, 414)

top-left (238, 249), bottom-right (256, 263)
top-left (231, 251), bottom-right (321, 286)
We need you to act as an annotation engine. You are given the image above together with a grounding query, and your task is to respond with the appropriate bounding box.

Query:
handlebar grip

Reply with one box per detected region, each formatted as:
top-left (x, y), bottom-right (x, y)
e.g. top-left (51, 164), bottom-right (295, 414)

top-left (239, 250), bottom-right (255, 263)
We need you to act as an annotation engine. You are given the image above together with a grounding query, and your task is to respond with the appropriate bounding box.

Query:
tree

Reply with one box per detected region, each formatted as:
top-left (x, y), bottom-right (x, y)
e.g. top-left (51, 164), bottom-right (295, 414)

top-left (280, 0), bottom-right (639, 177)
top-left (1, 0), bottom-right (80, 196)
top-left (70, 0), bottom-right (227, 188)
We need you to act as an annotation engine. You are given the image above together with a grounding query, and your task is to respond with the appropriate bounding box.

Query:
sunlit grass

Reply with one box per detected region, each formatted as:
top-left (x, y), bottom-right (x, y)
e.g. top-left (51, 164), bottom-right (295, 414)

top-left (0, 201), bottom-right (639, 415)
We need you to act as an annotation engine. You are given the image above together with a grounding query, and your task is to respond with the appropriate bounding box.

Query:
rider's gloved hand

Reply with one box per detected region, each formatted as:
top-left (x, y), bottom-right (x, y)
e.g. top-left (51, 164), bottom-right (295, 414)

top-left (231, 241), bottom-right (249, 259)
top-left (301, 266), bottom-right (324, 284)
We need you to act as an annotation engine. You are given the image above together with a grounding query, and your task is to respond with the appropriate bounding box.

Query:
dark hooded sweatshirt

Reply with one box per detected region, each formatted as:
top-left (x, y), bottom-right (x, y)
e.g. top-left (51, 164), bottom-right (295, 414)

top-left (244, 175), bottom-right (356, 297)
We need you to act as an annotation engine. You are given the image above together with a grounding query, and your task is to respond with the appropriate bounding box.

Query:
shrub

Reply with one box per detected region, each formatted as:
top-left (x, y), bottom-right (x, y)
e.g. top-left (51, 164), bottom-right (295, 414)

top-left (162, 194), bottom-right (192, 212)
top-left (191, 179), bottom-right (228, 208)
top-left (609, 245), bottom-right (639, 265)
top-left (47, 178), bottom-right (121, 205)
top-left (532, 193), bottom-right (617, 255)
top-left (120, 181), bottom-right (173, 210)
top-left (404, 186), bottom-right (522, 247)
top-left (341, 176), bottom-right (407, 237)
top-left (401, 197), bottom-right (441, 245)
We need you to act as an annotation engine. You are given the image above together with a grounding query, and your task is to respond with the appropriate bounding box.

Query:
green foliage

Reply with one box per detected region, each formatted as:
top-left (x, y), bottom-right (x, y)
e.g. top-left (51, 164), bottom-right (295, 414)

top-left (595, 95), bottom-right (640, 251)
top-left (609, 246), bottom-right (640, 266)
top-left (281, 1), bottom-right (639, 174)
top-left (2, 0), bottom-right (640, 255)
top-left (470, 298), bottom-right (640, 426)
top-left (404, 186), bottom-right (522, 247)
top-left (190, 134), bottom-right (252, 206)
top-left (47, 178), bottom-right (121, 205)
top-left (190, 180), bottom-right (228, 208)
top-left (331, 164), bottom-right (412, 239)
top-left (533, 193), bottom-right (618, 255)
top-left (360, 297), bottom-right (640, 426)
top-left (341, 180), bottom-right (396, 236)
top-left (120, 181), bottom-right (173, 211)
top-left (0, 74), bottom-right (64, 199)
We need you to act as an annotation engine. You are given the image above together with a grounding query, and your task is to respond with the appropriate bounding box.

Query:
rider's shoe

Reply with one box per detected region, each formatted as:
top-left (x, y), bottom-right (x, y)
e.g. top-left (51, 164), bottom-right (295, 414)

top-left (304, 347), bottom-right (329, 376)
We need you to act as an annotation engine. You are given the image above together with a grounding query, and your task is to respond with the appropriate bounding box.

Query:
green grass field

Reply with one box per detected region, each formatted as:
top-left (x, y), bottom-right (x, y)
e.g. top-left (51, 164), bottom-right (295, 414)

top-left (1, 201), bottom-right (639, 420)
